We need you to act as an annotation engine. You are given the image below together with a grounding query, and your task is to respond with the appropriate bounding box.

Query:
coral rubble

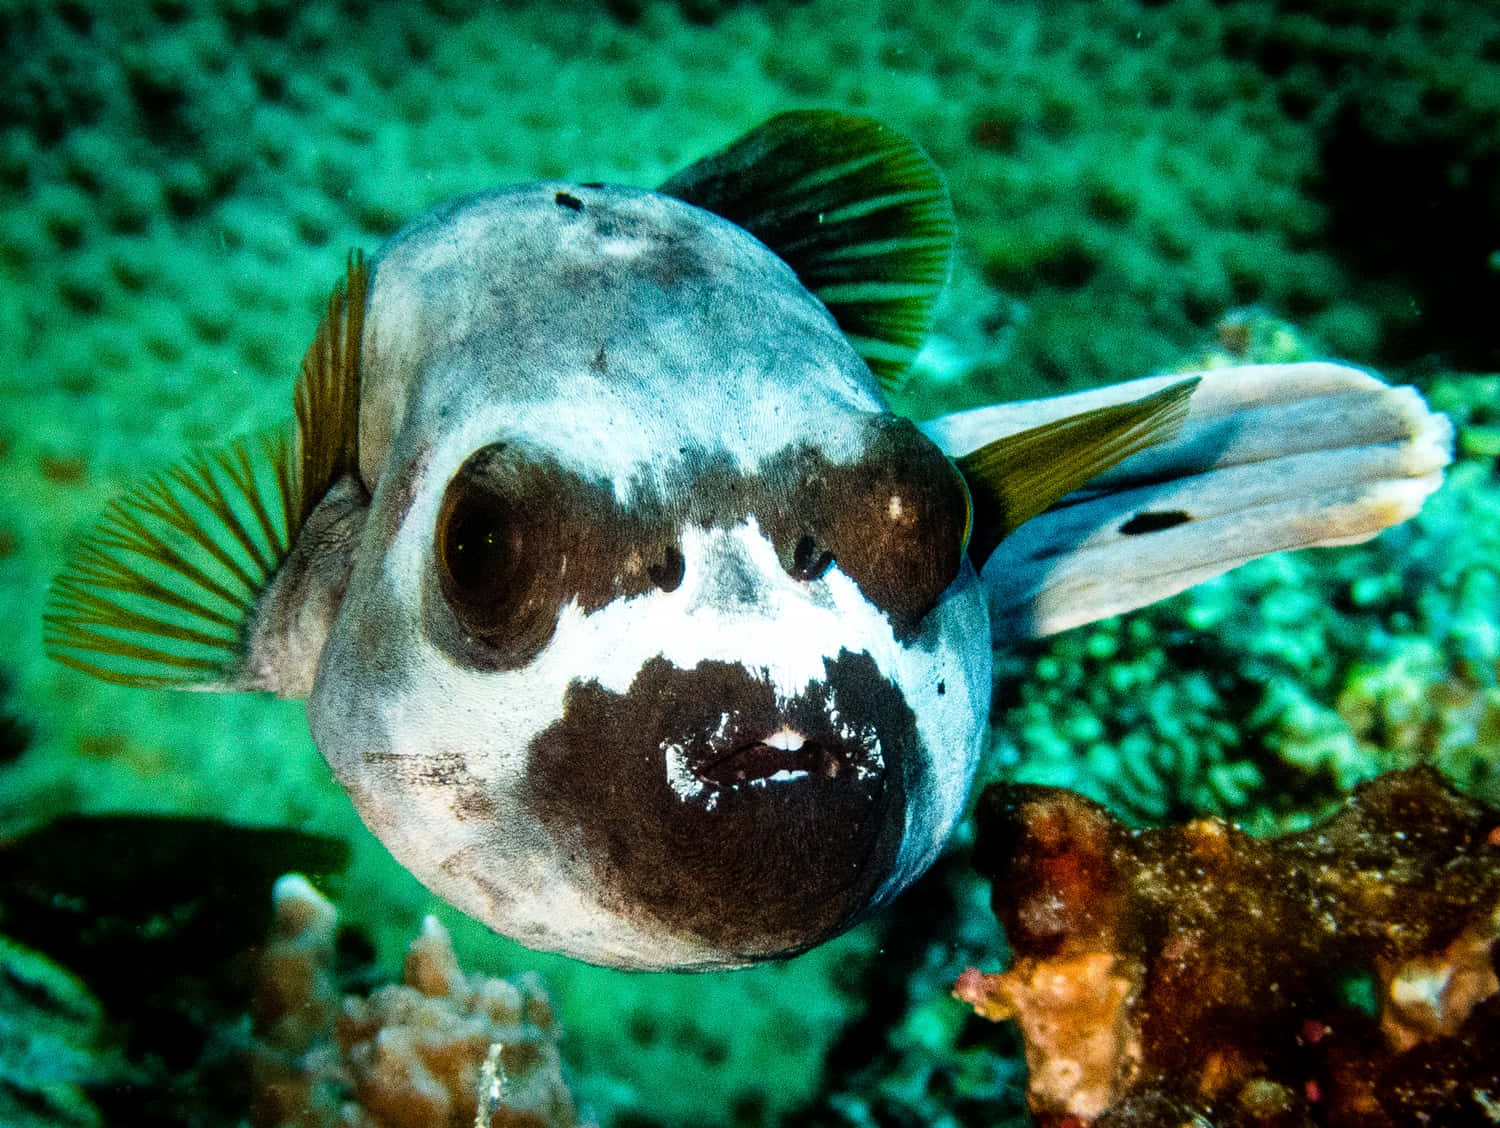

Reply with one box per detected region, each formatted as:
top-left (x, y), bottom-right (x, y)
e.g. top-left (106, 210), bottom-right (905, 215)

top-left (251, 875), bottom-right (578, 1128)
top-left (955, 767), bottom-right (1500, 1126)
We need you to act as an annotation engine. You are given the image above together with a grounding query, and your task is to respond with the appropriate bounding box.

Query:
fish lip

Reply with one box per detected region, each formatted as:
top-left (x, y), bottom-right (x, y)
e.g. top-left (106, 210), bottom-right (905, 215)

top-left (662, 686), bottom-right (885, 803)
top-left (527, 650), bottom-right (915, 957)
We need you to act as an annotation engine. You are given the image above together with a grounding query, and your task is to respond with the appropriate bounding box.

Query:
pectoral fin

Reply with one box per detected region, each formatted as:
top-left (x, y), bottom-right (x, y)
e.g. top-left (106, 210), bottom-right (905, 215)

top-left (954, 378), bottom-right (1199, 567)
top-left (923, 363), bottom-right (1453, 644)
top-left (44, 254), bottom-right (369, 695)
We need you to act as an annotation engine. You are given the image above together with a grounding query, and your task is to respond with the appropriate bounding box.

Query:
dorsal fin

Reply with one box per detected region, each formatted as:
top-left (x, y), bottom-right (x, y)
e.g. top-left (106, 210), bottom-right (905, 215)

top-left (44, 254), bottom-right (368, 689)
top-left (956, 378), bottom-right (1200, 567)
top-left (660, 110), bottom-right (954, 390)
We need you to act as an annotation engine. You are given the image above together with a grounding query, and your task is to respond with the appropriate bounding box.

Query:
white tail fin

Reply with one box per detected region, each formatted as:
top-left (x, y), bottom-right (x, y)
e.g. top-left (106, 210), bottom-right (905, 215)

top-left (922, 363), bottom-right (1453, 644)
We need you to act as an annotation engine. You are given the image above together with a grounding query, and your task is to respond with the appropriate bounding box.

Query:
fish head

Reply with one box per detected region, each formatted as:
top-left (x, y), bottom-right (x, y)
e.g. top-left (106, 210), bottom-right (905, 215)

top-left (309, 185), bottom-right (993, 969)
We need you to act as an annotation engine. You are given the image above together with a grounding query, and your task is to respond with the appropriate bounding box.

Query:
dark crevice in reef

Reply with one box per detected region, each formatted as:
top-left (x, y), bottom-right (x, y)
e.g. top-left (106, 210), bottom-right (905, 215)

top-left (785, 849), bottom-right (1028, 1128)
top-left (0, 815), bottom-right (349, 1127)
top-left (0, 671), bottom-right (31, 767)
top-left (1215, 0), bottom-right (1500, 370)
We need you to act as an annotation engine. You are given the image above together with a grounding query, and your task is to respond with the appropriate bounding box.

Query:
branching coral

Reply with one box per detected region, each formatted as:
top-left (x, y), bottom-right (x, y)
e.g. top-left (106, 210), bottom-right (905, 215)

top-left (954, 767), bottom-right (1500, 1127)
top-left (250, 875), bottom-right (578, 1128)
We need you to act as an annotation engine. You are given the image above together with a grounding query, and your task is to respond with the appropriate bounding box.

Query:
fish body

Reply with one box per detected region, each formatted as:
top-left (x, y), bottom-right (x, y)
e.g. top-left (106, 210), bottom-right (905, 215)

top-left (316, 183), bottom-right (990, 967)
top-left (45, 113), bottom-right (1451, 969)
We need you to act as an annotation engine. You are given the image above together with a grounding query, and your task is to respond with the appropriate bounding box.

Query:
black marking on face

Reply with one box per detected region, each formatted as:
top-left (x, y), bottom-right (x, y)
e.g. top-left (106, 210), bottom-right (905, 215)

top-left (554, 190), bottom-right (584, 211)
top-left (425, 416), bottom-right (970, 670)
top-left (523, 650), bottom-right (914, 959)
top-left (756, 416), bottom-right (969, 637)
top-left (648, 544), bottom-right (686, 592)
top-left (428, 444), bottom-right (688, 669)
top-left (1119, 509), bottom-right (1191, 535)
top-left (561, 203), bottom-right (713, 293)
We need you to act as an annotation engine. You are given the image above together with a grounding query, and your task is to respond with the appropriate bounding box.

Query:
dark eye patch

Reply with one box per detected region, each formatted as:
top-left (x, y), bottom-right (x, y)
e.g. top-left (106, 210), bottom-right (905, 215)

top-left (757, 417), bottom-right (969, 636)
top-left (427, 446), bottom-right (672, 670)
top-left (428, 417), bottom-right (971, 669)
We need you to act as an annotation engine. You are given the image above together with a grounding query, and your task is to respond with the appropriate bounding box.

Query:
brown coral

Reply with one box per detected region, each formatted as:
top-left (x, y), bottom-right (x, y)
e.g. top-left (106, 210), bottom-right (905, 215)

top-left (250, 875), bottom-right (577, 1128)
top-left (954, 767), bottom-right (1500, 1127)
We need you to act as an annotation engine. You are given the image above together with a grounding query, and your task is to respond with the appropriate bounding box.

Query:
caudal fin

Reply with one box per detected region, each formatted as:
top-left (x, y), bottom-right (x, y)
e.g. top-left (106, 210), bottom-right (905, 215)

top-left (922, 363), bottom-right (1453, 644)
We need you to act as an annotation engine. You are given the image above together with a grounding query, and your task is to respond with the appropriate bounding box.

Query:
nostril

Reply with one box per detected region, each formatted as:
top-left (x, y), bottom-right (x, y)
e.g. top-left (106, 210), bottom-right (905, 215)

top-left (649, 544), bottom-right (685, 592)
top-left (789, 534), bottom-right (835, 582)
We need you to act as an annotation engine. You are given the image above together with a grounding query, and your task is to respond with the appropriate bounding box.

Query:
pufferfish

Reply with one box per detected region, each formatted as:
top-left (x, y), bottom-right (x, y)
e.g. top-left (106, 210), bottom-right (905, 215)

top-left (46, 112), bottom-right (1450, 970)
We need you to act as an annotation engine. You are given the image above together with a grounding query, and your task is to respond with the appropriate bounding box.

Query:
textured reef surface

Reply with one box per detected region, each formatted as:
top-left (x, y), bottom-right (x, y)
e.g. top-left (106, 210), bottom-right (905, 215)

top-left (957, 767), bottom-right (1500, 1126)
top-left (2, 0), bottom-right (1497, 1125)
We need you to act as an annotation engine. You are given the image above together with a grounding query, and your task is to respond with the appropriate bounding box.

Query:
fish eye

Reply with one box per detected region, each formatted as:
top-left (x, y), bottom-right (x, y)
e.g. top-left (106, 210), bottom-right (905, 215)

top-left (434, 445), bottom-right (564, 666)
top-left (441, 494), bottom-right (514, 593)
top-left (815, 418), bottom-right (969, 635)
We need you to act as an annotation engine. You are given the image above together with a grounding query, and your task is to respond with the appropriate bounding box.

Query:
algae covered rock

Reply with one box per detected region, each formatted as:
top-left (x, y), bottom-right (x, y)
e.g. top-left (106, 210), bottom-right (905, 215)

top-left (958, 767), bottom-right (1500, 1126)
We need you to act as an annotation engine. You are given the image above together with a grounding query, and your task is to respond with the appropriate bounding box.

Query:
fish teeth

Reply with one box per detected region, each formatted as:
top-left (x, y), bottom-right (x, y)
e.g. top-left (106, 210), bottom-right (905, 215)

top-left (763, 727), bottom-right (805, 752)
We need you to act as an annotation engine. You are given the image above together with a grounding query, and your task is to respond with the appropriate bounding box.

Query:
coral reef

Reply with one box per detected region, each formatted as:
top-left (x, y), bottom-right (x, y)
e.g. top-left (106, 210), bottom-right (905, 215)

top-left (955, 767), bottom-right (1500, 1127)
top-left (786, 850), bottom-right (1032, 1128)
top-left (251, 874), bottom-right (578, 1128)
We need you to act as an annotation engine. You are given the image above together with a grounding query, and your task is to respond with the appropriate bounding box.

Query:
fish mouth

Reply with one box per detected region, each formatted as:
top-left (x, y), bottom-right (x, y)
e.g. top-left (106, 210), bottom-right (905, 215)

top-left (662, 687), bottom-right (884, 804)
top-left (696, 727), bottom-right (831, 787)
top-left (525, 650), bottom-right (915, 959)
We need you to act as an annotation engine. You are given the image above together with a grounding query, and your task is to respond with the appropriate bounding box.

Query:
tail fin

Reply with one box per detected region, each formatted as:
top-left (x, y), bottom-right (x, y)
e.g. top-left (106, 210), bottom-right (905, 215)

top-left (921, 363), bottom-right (1453, 644)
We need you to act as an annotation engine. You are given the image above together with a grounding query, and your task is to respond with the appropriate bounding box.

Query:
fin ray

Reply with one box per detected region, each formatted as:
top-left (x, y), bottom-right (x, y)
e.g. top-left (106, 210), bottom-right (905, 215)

top-left (44, 431), bottom-right (297, 688)
top-left (661, 110), bottom-right (953, 390)
top-left (295, 251), bottom-right (366, 521)
top-left (45, 254), bottom-right (369, 691)
top-left (955, 378), bottom-right (1199, 566)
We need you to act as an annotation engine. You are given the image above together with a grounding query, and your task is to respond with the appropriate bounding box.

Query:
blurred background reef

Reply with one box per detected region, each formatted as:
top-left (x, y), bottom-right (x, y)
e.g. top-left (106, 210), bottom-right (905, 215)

top-left (0, 0), bottom-right (1496, 1125)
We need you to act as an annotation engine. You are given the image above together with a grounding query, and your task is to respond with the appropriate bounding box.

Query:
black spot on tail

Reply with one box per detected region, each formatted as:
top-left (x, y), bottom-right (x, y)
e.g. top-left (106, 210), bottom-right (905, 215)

top-left (554, 191), bottom-right (584, 211)
top-left (1120, 510), bottom-right (1191, 535)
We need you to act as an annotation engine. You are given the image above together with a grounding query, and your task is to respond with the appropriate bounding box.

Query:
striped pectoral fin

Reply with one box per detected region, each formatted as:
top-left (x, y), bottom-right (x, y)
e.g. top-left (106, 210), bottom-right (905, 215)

top-left (924, 363), bottom-right (1453, 644)
top-left (44, 430), bottom-right (300, 691)
top-left (45, 253), bottom-right (369, 696)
